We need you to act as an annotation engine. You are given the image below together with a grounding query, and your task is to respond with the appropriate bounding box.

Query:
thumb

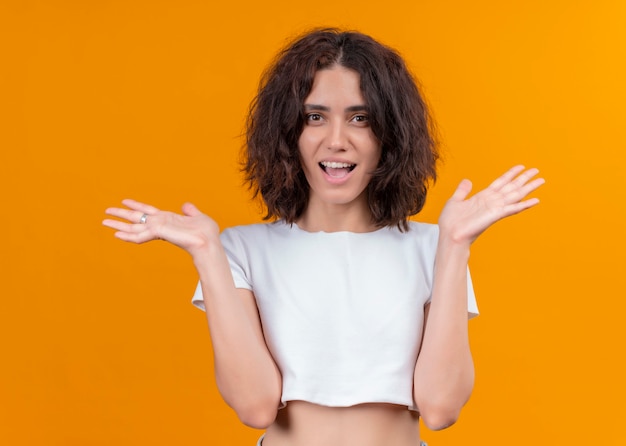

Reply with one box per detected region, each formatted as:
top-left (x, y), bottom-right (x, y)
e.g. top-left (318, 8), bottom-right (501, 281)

top-left (181, 202), bottom-right (203, 217)
top-left (450, 179), bottom-right (473, 201)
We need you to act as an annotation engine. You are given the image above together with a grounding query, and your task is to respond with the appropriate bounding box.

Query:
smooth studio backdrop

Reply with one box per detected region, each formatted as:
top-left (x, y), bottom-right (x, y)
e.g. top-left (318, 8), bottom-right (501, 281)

top-left (2, 1), bottom-right (625, 445)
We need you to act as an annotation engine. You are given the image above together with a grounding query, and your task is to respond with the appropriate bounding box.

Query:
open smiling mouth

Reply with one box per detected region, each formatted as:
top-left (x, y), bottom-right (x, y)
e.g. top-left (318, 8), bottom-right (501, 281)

top-left (319, 161), bottom-right (356, 179)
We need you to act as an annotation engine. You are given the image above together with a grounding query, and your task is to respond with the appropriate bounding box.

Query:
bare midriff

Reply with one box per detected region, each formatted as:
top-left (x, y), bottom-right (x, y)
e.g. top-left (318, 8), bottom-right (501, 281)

top-left (262, 401), bottom-right (422, 446)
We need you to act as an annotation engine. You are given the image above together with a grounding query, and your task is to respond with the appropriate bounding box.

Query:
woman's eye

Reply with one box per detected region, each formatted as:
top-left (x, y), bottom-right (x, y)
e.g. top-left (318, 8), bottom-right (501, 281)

top-left (352, 114), bottom-right (369, 124)
top-left (306, 113), bottom-right (322, 121)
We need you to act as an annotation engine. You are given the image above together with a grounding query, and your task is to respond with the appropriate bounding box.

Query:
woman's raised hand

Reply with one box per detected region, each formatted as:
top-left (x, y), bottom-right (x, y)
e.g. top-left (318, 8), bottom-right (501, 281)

top-left (438, 165), bottom-right (545, 246)
top-left (103, 199), bottom-right (220, 257)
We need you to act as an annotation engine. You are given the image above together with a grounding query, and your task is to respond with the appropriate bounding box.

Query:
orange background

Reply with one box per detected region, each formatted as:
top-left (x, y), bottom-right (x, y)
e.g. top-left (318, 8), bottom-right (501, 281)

top-left (2, 1), bottom-right (625, 445)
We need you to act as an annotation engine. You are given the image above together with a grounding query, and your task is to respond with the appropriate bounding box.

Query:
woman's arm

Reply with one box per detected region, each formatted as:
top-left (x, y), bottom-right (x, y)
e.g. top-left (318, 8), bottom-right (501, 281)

top-left (413, 238), bottom-right (473, 431)
top-left (103, 200), bottom-right (282, 428)
top-left (413, 166), bottom-right (544, 430)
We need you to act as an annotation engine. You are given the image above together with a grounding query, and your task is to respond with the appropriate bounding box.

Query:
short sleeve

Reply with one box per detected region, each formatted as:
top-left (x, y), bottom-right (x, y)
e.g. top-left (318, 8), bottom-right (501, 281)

top-left (466, 267), bottom-right (479, 319)
top-left (191, 227), bottom-right (253, 312)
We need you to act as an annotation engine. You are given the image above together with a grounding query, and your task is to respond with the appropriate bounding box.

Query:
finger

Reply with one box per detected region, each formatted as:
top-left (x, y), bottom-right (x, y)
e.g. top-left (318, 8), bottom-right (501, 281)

top-left (113, 230), bottom-right (158, 244)
top-left (104, 207), bottom-right (152, 224)
top-left (516, 177), bottom-right (545, 198)
top-left (104, 207), bottom-right (141, 222)
top-left (102, 218), bottom-right (146, 233)
top-left (450, 179), bottom-right (473, 201)
top-left (514, 167), bottom-right (540, 186)
top-left (489, 165), bottom-right (526, 190)
top-left (501, 176), bottom-right (545, 204)
top-left (502, 197), bottom-right (540, 217)
top-left (120, 199), bottom-right (160, 215)
top-left (182, 202), bottom-right (202, 217)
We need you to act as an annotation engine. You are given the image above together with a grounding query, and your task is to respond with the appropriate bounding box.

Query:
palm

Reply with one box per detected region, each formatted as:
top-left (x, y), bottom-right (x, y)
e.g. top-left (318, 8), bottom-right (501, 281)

top-left (438, 166), bottom-right (544, 245)
top-left (103, 199), bottom-right (220, 257)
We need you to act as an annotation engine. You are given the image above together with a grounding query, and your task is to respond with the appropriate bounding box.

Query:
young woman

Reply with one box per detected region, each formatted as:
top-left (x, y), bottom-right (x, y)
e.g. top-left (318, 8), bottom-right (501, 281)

top-left (103, 29), bottom-right (544, 446)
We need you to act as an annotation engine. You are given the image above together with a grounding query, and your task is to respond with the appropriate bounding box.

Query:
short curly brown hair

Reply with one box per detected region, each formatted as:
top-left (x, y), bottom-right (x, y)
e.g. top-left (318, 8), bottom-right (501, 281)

top-left (244, 28), bottom-right (439, 231)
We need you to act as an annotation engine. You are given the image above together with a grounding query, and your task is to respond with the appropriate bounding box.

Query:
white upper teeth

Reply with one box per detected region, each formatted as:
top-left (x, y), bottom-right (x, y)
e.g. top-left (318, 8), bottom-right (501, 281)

top-left (321, 161), bottom-right (355, 168)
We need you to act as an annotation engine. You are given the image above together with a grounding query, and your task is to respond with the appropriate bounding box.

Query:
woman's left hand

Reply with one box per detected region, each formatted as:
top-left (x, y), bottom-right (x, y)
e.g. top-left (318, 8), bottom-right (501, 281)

top-left (438, 165), bottom-right (545, 245)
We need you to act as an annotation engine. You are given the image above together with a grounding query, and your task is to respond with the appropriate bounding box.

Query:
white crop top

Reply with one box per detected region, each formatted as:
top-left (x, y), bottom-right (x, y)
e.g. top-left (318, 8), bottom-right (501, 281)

top-left (192, 220), bottom-right (478, 411)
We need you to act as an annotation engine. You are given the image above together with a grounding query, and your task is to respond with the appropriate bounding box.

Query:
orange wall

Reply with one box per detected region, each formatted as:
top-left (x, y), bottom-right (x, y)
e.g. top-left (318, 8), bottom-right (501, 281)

top-left (2, 1), bottom-right (625, 445)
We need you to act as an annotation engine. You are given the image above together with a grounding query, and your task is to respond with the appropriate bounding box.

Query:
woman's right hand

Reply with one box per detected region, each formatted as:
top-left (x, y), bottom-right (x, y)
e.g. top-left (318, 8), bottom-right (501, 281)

top-left (102, 199), bottom-right (220, 258)
top-left (104, 199), bottom-right (283, 424)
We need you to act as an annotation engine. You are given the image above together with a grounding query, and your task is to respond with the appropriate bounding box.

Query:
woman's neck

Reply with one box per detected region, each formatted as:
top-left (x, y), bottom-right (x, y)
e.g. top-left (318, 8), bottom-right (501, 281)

top-left (296, 198), bottom-right (378, 233)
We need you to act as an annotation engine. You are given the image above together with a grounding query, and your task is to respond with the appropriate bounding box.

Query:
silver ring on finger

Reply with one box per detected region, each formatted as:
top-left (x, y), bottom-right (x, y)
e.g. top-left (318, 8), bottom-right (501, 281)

top-left (139, 213), bottom-right (148, 224)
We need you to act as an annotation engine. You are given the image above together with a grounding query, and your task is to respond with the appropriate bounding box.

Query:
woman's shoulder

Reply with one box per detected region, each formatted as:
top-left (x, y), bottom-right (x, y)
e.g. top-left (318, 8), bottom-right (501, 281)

top-left (404, 220), bottom-right (439, 238)
top-left (220, 220), bottom-right (290, 243)
top-left (397, 221), bottom-right (440, 254)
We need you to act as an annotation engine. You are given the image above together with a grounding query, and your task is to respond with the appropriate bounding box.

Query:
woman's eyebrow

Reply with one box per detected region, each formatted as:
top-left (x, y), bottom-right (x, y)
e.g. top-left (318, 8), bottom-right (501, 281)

top-left (304, 104), bottom-right (330, 111)
top-left (303, 104), bottom-right (368, 112)
top-left (345, 105), bottom-right (367, 112)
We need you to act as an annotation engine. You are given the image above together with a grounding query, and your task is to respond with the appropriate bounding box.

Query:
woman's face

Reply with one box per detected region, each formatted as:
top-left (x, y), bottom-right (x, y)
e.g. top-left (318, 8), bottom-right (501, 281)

top-left (298, 65), bottom-right (381, 213)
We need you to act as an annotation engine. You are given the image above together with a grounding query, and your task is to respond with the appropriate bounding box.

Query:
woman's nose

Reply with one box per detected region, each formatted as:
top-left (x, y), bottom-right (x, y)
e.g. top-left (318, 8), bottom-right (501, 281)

top-left (326, 122), bottom-right (348, 151)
